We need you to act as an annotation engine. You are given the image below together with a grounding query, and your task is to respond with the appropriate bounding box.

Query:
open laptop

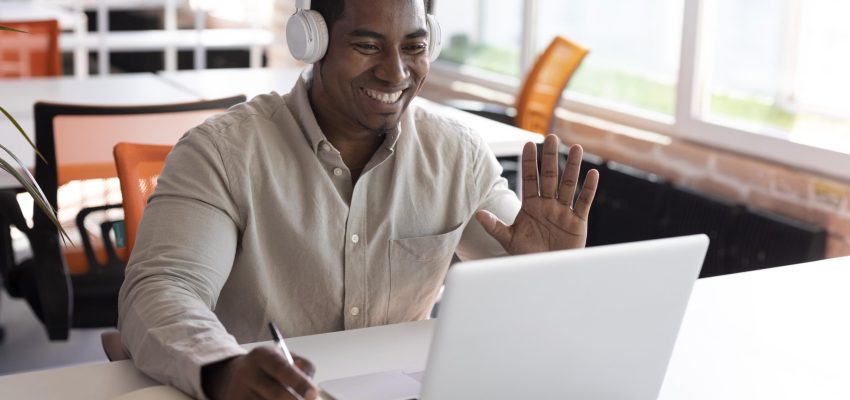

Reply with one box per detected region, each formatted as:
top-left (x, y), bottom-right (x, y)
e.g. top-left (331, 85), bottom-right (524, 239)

top-left (320, 234), bottom-right (709, 400)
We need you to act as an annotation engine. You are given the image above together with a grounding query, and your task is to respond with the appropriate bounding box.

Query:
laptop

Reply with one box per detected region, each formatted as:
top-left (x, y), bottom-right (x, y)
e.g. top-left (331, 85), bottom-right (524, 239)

top-left (320, 234), bottom-right (709, 400)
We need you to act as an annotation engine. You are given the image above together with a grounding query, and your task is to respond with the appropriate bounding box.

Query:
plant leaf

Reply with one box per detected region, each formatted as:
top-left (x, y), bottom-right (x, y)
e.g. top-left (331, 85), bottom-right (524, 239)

top-left (0, 106), bottom-right (46, 164)
top-left (0, 26), bottom-right (28, 33)
top-left (0, 149), bottom-right (73, 245)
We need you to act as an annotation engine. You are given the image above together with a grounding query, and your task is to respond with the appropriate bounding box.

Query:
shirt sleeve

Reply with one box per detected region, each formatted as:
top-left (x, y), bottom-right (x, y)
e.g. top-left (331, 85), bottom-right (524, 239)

top-left (455, 131), bottom-right (522, 261)
top-left (117, 128), bottom-right (247, 399)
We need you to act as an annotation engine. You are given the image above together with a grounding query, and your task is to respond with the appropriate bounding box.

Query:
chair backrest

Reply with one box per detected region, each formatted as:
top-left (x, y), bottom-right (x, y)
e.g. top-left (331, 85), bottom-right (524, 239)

top-left (0, 19), bottom-right (62, 77)
top-left (515, 36), bottom-right (589, 134)
top-left (113, 143), bottom-right (172, 259)
top-left (33, 95), bottom-right (246, 235)
top-left (23, 95), bottom-right (244, 340)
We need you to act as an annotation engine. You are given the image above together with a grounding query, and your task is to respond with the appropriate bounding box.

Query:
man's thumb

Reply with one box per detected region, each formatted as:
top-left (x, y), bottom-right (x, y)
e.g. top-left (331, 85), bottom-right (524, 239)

top-left (475, 210), bottom-right (511, 250)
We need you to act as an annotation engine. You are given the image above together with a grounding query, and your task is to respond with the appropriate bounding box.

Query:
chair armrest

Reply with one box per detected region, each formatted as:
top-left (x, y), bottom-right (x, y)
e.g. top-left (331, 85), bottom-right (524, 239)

top-left (75, 204), bottom-right (124, 271)
top-left (443, 99), bottom-right (518, 126)
top-left (0, 190), bottom-right (28, 282)
top-left (99, 220), bottom-right (124, 267)
top-left (0, 190), bottom-right (71, 340)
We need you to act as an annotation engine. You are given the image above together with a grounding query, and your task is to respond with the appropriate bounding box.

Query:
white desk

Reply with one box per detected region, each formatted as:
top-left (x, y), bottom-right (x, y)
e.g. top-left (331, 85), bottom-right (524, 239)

top-left (0, 1), bottom-right (81, 30)
top-left (659, 255), bottom-right (850, 399)
top-left (157, 67), bottom-right (542, 157)
top-left (0, 73), bottom-right (201, 188)
top-left (1, 257), bottom-right (848, 399)
top-left (156, 68), bottom-right (304, 100)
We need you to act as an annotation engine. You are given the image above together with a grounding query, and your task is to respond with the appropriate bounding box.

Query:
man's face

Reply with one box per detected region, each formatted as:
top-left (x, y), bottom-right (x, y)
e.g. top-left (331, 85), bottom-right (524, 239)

top-left (313, 0), bottom-right (430, 135)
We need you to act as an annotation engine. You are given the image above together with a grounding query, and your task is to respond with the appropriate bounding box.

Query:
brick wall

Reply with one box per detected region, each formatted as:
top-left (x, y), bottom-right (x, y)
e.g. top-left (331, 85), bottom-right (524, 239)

top-left (420, 79), bottom-right (850, 258)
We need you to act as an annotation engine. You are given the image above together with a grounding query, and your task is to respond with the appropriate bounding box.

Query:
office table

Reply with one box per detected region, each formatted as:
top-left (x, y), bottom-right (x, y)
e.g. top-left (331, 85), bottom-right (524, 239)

top-left (157, 68), bottom-right (305, 100)
top-left (0, 1), bottom-right (83, 30)
top-left (157, 67), bottom-right (543, 158)
top-left (1, 68), bottom-right (539, 189)
top-left (1, 256), bottom-right (848, 399)
top-left (0, 73), bottom-right (202, 188)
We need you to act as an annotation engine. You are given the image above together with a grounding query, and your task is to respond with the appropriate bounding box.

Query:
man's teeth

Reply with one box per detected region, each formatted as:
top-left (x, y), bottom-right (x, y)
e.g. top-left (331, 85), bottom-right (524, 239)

top-left (363, 88), bottom-right (403, 104)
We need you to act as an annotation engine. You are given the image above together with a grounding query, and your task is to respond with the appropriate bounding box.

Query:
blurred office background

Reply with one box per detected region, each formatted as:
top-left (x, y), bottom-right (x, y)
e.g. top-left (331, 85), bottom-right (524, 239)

top-left (1, 0), bottom-right (849, 376)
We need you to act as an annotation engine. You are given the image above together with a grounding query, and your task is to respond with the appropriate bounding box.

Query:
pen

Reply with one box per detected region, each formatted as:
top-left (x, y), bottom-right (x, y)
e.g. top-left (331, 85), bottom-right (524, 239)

top-left (269, 321), bottom-right (296, 365)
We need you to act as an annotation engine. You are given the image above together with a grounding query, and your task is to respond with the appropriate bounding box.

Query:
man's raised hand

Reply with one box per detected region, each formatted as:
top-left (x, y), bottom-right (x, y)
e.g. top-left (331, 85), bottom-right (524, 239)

top-left (477, 134), bottom-right (599, 255)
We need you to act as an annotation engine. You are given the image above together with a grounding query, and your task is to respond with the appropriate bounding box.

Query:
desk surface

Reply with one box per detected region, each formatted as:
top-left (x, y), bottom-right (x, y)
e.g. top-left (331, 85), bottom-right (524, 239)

top-left (0, 73), bottom-right (201, 188)
top-left (659, 255), bottom-right (850, 399)
top-left (157, 67), bottom-right (542, 157)
top-left (1, 256), bottom-right (848, 399)
top-left (0, 1), bottom-right (83, 30)
top-left (157, 68), bottom-right (304, 100)
top-left (1, 68), bottom-right (538, 188)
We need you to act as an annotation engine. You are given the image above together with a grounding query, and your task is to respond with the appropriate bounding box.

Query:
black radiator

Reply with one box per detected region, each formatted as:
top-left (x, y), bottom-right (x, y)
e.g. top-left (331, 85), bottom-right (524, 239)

top-left (500, 153), bottom-right (828, 277)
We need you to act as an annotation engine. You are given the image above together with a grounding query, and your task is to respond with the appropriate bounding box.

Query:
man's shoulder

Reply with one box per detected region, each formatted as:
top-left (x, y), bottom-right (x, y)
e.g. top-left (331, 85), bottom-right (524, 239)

top-left (409, 101), bottom-right (484, 150)
top-left (194, 92), bottom-right (288, 137)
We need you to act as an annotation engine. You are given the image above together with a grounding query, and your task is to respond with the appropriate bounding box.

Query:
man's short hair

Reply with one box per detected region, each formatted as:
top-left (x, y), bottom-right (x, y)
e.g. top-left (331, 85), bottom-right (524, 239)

top-left (312, 0), bottom-right (431, 34)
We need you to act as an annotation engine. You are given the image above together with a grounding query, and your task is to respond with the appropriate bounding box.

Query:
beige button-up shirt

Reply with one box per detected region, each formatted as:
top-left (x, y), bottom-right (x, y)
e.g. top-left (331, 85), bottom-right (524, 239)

top-left (118, 70), bottom-right (520, 398)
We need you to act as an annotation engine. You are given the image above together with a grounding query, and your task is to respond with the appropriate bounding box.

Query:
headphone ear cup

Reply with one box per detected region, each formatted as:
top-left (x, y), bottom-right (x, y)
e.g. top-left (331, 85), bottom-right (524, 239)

top-left (286, 10), bottom-right (329, 64)
top-left (426, 14), bottom-right (442, 62)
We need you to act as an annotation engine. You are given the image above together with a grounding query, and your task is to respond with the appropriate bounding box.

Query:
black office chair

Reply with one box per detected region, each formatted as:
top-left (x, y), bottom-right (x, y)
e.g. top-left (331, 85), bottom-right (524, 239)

top-left (0, 95), bottom-right (245, 340)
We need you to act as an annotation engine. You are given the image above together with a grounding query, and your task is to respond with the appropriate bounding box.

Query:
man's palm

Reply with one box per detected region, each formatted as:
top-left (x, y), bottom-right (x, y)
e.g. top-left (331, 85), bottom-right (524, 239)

top-left (477, 135), bottom-right (598, 255)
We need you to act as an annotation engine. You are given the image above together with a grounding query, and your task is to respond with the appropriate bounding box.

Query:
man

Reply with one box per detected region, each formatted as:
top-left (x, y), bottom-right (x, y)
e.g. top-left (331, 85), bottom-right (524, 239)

top-left (118, 0), bottom-right (599, 398)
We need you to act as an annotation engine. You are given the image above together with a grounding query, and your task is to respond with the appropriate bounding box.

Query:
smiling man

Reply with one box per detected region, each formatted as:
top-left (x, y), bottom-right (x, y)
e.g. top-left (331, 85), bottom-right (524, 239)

top-left (118, 0), bottom-right (598, 399)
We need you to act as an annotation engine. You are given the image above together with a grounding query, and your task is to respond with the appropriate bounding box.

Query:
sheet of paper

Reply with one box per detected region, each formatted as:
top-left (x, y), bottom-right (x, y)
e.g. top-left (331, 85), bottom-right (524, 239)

top-left (319, 370), bottom-right (422, 400)
top-left (112, 385), bottom-right (191, 400)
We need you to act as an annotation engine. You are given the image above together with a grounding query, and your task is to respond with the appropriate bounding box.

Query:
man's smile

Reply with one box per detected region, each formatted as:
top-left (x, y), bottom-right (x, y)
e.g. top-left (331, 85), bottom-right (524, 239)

top-left (361, 87), bottom-right (405, 104)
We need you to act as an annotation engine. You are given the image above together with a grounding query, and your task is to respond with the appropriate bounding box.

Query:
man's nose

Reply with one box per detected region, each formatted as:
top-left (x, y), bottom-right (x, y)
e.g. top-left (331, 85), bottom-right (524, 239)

top-left (375, 48), bottom-right (409, 84)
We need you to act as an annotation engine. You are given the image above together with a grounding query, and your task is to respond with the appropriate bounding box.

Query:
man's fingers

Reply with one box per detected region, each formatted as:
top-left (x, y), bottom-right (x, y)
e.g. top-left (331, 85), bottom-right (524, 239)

top-left (475, 210), bottom-right (512, 250)
top-left (254, 347), bottom-right (318, 400)
top-left (520, 141), bottom-right (539, 199)
top-left (574, 168), bottom-right (599, 219)
top-left (293, 354), bottom-right (316, 378)
top-left (252, 374), bottom-right (306, 400)
top-left (558, 144), bottom-right (584, 206)
top-left (539, 135), bottom-right (560, 199)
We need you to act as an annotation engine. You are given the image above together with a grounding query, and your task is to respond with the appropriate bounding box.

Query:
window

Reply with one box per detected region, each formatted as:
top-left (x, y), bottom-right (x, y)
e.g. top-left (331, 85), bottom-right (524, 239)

top-left (700, 0), bottom-right (850, 154)
top-left (538, 0), bottom-right (684, 117)
top-left (429, 0), bottom-right (850, 178)
top-left (435, 0), bottom-right (523, 77)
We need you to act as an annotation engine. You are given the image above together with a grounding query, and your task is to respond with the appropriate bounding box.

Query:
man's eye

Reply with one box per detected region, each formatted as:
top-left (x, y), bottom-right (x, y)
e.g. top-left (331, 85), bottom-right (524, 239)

top-left (405, 43), bottom-right (428, 54)
top-left (354, 43), bottom-right (380, 53)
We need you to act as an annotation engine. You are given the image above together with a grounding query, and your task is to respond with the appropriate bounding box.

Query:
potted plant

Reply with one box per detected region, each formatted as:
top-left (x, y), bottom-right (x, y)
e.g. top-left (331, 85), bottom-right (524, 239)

top-left (0, 25), bottom-right (69, 240)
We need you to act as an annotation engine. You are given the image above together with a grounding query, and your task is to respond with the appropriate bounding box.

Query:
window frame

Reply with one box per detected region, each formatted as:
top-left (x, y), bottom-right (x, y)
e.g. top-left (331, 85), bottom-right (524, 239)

top-left (431, 0), bottom-right (850, 181)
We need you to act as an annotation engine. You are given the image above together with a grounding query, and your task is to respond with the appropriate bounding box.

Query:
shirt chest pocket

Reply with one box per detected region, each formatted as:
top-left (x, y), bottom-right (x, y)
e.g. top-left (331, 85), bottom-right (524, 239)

top-left (387, 223), bottom-right (465, 323)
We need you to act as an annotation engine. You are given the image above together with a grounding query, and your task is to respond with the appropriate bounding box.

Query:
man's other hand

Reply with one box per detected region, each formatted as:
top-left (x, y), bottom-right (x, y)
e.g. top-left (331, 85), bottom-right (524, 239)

top-left (477, 134), bottom-right (599, 255)
top-left (202, 346), bottom-right (318, 399)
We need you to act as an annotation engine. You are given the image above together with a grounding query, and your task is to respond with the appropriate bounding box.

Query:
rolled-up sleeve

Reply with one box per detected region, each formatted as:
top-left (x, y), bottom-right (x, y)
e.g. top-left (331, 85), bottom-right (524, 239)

top-left (455, 130), bottom-right (521, 260)
top-left (118, 128), bottom-right (246, 399)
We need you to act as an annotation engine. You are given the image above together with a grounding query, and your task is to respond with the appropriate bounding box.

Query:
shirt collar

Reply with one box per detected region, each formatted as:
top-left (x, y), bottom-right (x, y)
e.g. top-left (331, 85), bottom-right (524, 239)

top-left (287, 66), bottom-right (404, 156)
top-left (288, 67), bottom-right (327, 155)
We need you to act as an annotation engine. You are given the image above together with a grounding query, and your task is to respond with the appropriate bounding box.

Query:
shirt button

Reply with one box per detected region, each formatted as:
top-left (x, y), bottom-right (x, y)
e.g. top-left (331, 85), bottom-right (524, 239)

top-left (351, 234), bottom-right (359, 244)
top-left (321, 143), bottom-right (331, 152)
top-left (350, 306), bottom-right (360, 316)
top-left (333, 168), bottom-right (343, 176)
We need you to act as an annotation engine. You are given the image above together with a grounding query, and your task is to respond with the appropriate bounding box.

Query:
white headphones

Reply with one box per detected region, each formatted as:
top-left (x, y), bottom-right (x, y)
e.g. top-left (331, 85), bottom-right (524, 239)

top-left (286, 0), bottom-right (442, 64)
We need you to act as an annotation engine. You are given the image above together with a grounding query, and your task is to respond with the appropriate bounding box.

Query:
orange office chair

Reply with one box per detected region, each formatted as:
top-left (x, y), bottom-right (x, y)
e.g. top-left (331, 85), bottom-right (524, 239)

top-left (515, 36), bottom-right (589, 134)
top-left (0, 19), bottom-right (62, 77)
top-left (0, 95), bottom-right (245, 340)
top-left (447, 36), bottom-right (588, 190)
top-left (103, 142), bottom-right (172, 364)
top-left (448, 35), bottom-right (589, 134)
top-left (113, 143), bottom-right (172, 259)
